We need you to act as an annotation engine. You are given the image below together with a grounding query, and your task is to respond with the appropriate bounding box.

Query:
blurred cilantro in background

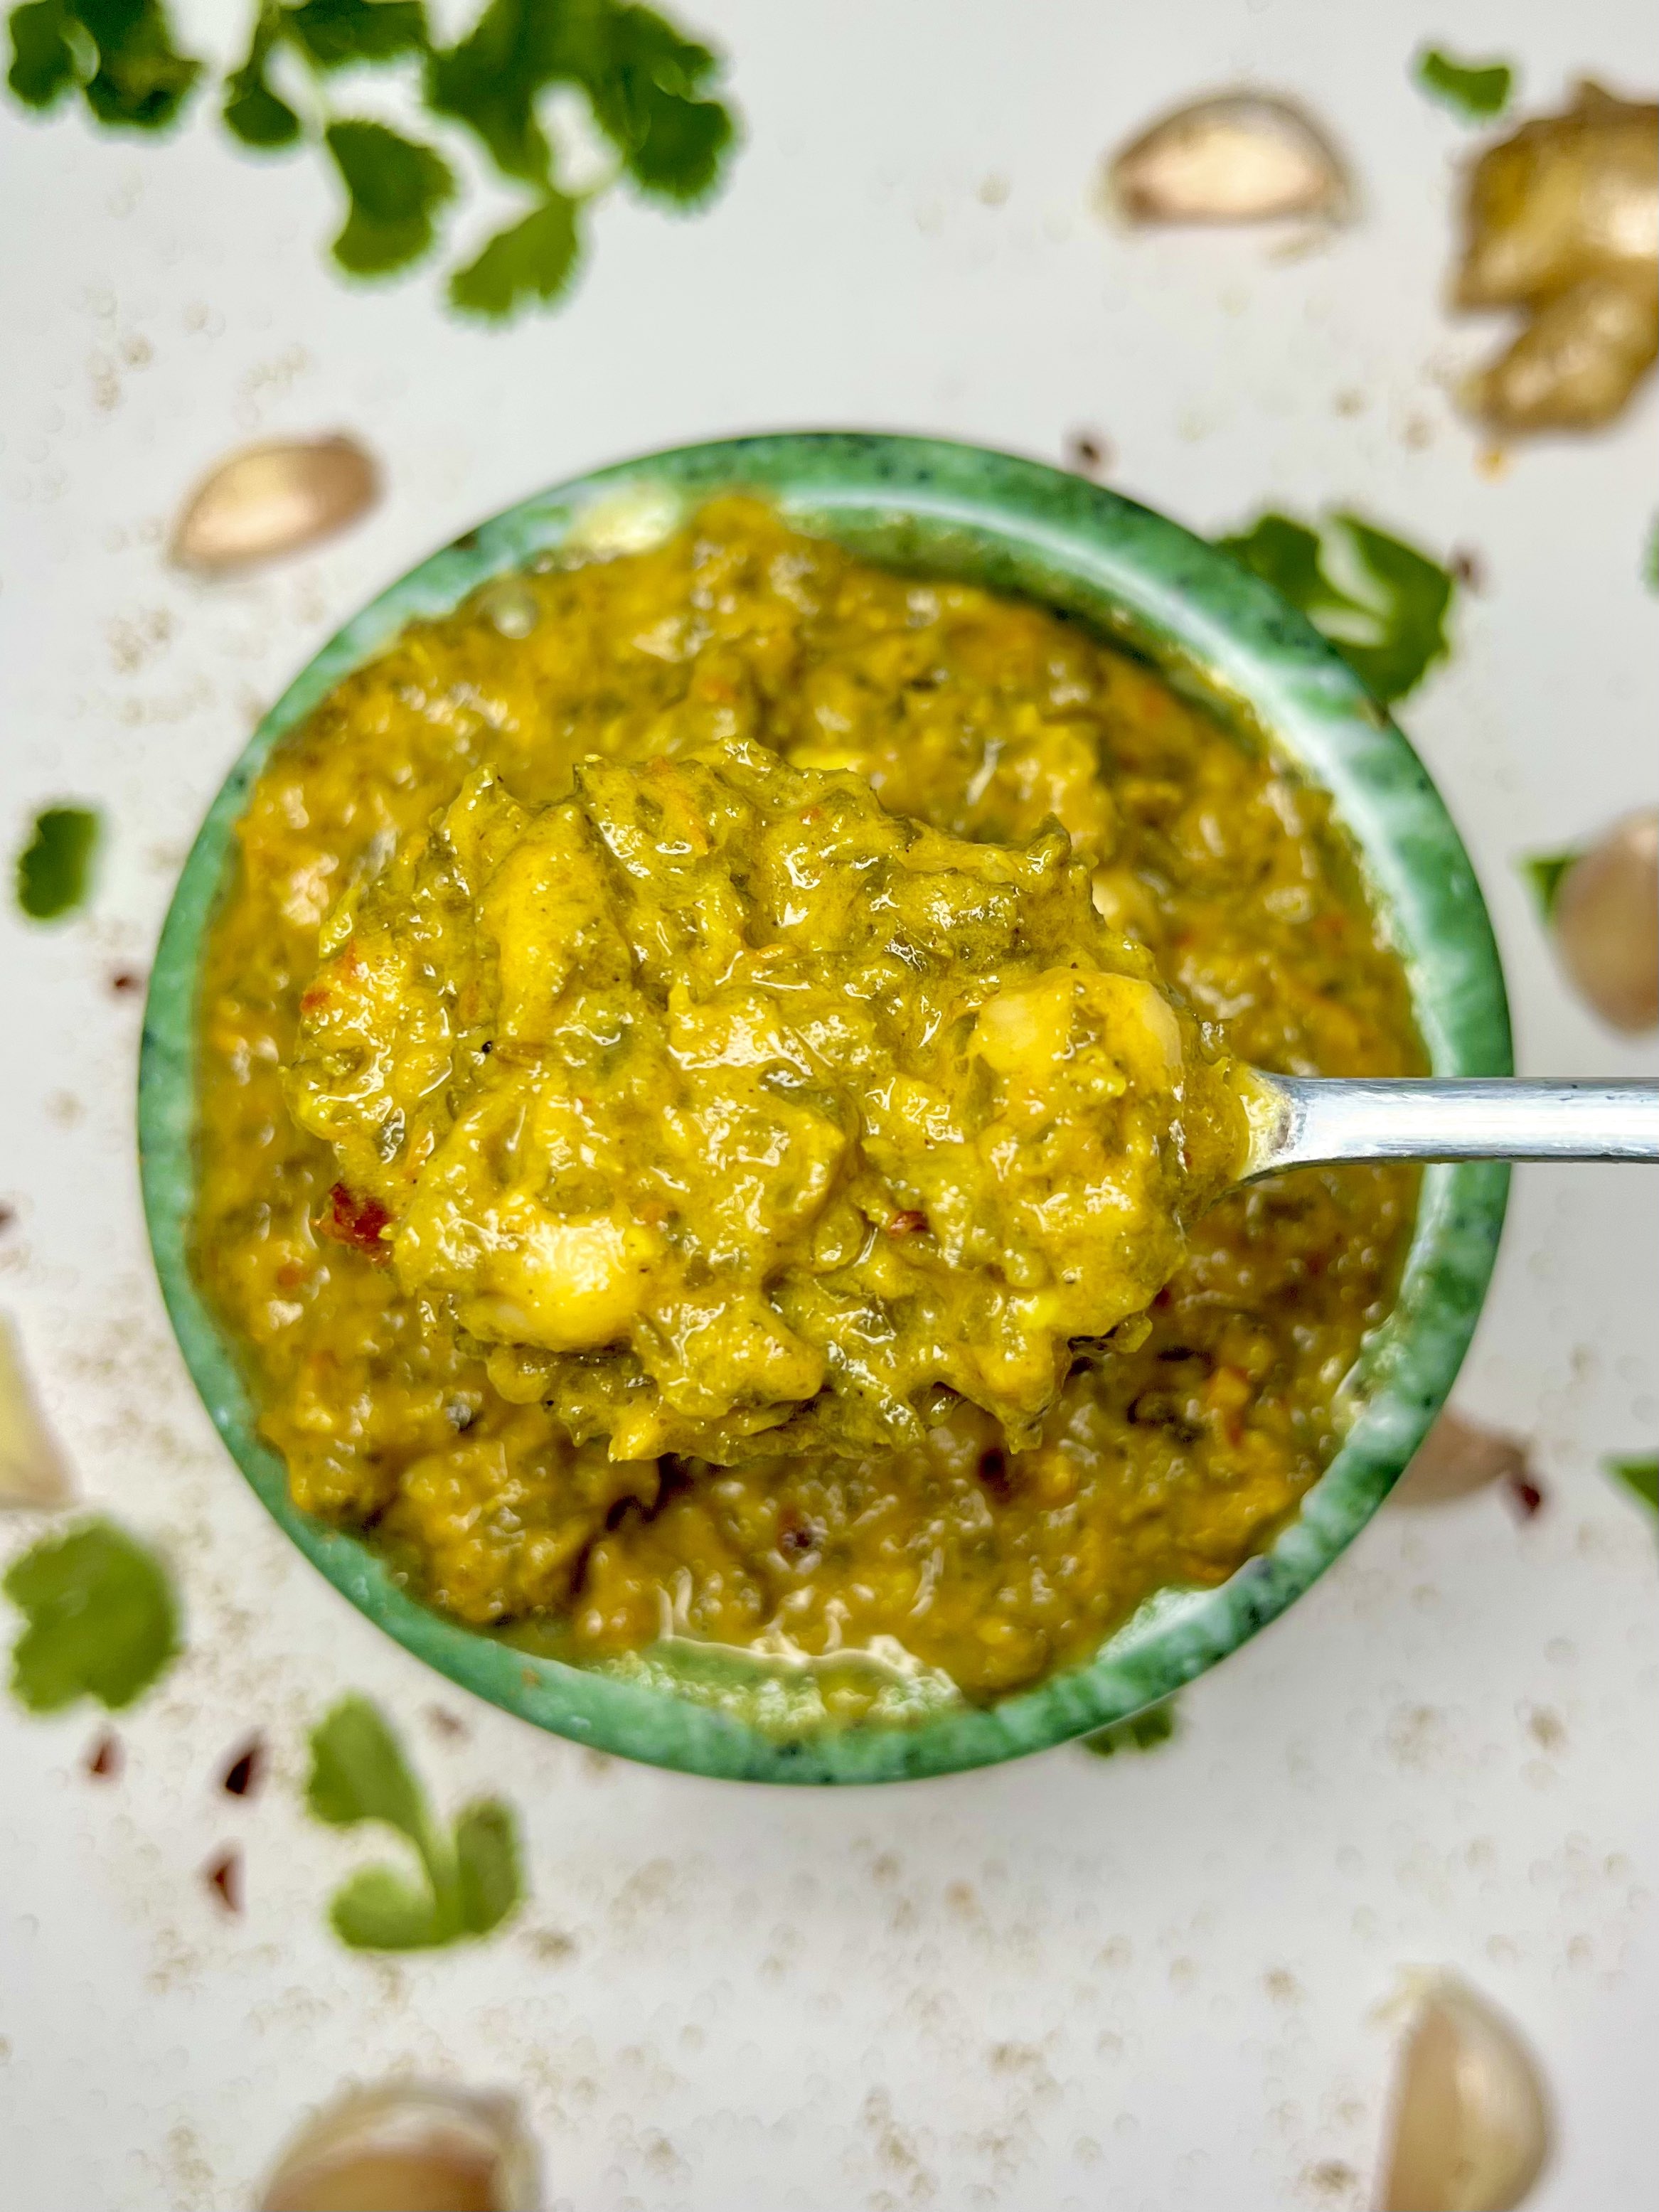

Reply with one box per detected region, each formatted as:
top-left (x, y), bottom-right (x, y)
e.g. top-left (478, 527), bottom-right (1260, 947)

top-left (15, 804), bottom-right (100, 921)
top-left (1216, 511), bottom-right (1457, 707)
top-left (1413, 46), bottom-right (1515, 123)
top-left (5, 1519), bottom-right (179, 1713)
top-left (306, 1694), bottom-right (524, 1948)
top-left (5, 0), bottom-right (740, 320)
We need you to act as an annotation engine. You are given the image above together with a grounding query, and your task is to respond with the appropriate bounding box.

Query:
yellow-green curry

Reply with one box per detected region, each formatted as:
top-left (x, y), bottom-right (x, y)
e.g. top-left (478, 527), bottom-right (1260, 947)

top-left (196, 497), bottom-right (1420, 1699)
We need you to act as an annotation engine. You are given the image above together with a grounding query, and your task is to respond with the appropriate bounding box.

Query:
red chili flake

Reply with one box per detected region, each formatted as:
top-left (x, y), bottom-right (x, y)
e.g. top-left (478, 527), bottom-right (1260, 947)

top-left (1503, 1470), bottom-right (1547, 1520)
top-left (204, 1848), bottom-right (243, 1913)
top-left (318, 1183), bottom-right (393, 1261)
top-left (424, 1706), bottom-right (469, 1741)
top-left (221, 1738), bottom-right (265, 1797)
top-left (86, 1731), bottom-right (122, 1780)
top-left (1449, 545), bottom-right (1486, 592)
top-left (885, 1209), bottom-right (928, 1238)
top-left (109, 968), bottom-right (145, 995)
top-left (299, 983), bottom-right (331, 1013)
top-left (0, 1203), bottom-right (15, 1233)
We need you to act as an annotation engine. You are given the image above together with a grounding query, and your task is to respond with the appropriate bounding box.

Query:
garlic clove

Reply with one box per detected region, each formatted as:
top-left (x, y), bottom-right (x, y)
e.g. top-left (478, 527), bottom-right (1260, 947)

top-left (258, 2082), bottom-right (540, 2212)
top-left (1391, 1409), bottom-right (1532, 1507)
top-left (1466, 267), bottom-right (1658, 431)
top-left (1107, 92), bottom-right (1353, 225)
top-left (170, 435), bottom-right (380, 575)
top-left (1378, 1974), bottom-right (1551, 2212)
top-left (0, 1312), bottom-right (75, 1510)
top-left (1552, 808), bottom-right (1659, 1032)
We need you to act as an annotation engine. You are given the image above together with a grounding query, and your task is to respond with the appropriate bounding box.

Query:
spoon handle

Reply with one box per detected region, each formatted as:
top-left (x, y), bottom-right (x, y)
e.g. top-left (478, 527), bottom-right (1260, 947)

top-left (1243, 1076), bottom-right (1659, 1177)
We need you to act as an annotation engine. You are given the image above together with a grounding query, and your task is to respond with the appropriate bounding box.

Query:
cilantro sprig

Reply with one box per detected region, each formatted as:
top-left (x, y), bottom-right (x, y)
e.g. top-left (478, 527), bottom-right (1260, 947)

top-left (306, 1694), bottom-right (524, 1949)
top-left (4, 1519), bottom-right (180, 1714)
top-left (1414, 46), bottom-right (1515, 124)
top-left (1215, 510), bottom-right (1457, 707)
top-left (6, 0), bottom-right (739, 320)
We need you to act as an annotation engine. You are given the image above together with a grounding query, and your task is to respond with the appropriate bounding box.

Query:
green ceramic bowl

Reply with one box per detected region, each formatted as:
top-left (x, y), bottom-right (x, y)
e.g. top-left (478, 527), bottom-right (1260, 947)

top-left (139, 433), bottom-right (1510, 1783)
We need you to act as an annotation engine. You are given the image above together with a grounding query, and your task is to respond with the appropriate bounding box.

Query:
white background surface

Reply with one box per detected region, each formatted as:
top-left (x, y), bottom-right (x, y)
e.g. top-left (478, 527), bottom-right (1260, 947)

top-left (1, 4), bottom-right (1655, 2206)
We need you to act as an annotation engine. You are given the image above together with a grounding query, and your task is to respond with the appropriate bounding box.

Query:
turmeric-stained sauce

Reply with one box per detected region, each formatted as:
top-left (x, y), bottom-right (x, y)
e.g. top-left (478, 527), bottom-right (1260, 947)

top-left (196, 498), bottom-right (1420, 1700)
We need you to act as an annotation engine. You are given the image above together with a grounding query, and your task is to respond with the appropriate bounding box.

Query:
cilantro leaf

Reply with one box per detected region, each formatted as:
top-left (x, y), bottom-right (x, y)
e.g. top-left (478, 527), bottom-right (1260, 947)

top-left (7, 0), bottom-right (83, 108)
top-left (1521, 849), bottom-right (1582, 919)
top-left (1607, 1454), bottom-right (1658, 1512)
top-left (1333, 514), bottom-right (1454, 705)
top-left (1080, 1699), bottom-right (1179, 1758)
top-left (287, 0), bottom-right (427, 74)
top-left (324, 115), bottom-right (455, 274)
top-left (4, 1519), bottom-right (180, 1714)
top-left (577, 1), bottom-right (735, 203)
top-left (306, 1692), bottom-right (434, 1849)
top-left (449, 192), bottom-right (580, 319)
top-left (1415, 46), bottom-right (1514, 123)
top-left (304, 1696), bottom-right (524, 1951)
top-left (425, 0), bottom-right (557, 185)
top-left (454, 1799), bottom-right (523, 1934)
top-left (222, 10), bottom-right (300, 150)
top-left (1217, 509), bottom-right (1455, 706)
top-left (16, 804), bottom-right (99, 921)
top-left (329, 1861), bottom-right (448, 1949)
top-left (74, 0), bottom-right (201, 131)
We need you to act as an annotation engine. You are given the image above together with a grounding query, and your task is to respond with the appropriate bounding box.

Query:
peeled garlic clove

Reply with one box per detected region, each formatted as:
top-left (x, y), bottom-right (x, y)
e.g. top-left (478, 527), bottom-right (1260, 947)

top-left (1466, 267), bottom-right (1658, 430)
top-left (1392, 1409), bottom-right (1531, 1507)
top-left (1552, 807), bottom-right (1659, 1032)
top-left (259, 2083), bottom-right (540, 2212)
top-left (0, 1313), bottom-right (75, 1510)
top-left (170, 435), bottom-right (380, 575)
top-left (1108, 93), bottom-right (1353, 225)
top-left (1379, 1975), bottom-right (1550, 2211)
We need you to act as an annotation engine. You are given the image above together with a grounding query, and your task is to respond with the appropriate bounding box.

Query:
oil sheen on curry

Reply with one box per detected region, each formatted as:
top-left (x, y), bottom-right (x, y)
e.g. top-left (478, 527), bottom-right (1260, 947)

top-left (196, 498), bottom-right (1420, 1704)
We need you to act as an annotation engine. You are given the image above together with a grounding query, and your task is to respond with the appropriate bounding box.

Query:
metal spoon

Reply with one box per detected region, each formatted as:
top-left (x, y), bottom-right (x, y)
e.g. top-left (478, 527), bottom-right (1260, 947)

top-left (1239, 1074), bottom-right (1659, 1179)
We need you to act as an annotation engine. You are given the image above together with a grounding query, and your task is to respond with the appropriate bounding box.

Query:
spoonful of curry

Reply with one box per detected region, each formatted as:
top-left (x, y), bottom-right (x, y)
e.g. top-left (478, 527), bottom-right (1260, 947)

top-left (287, 739), bottom-right (1657, 1467)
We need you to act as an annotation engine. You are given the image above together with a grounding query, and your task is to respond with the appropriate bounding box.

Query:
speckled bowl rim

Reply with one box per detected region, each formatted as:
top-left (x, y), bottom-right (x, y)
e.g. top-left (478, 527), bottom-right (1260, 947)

top-left (139, 432), bottom-right (1511, 1784)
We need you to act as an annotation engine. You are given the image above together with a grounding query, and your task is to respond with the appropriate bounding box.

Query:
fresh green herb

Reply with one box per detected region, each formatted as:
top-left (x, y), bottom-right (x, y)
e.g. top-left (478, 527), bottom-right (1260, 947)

top-left (6, 0), bottom-right (739, 319)
top-left (324, 117), bottom-right (455, 277)
top-left (1606, 1454), bottom-right (1658, 1511)
top-left (1216, 510), bottom-right (1456, 706)
top-left (4, 1519), bottom-right (180, 1714)
top-left (1520, 848), bottom-right (1582, 920)
top-left (1414, 47), bottom-right (1514, 123)
top-left (1644, 517), bottom-right (1659, 592)
top-left (15, 804), bottom-right (99, 921)
top-left (1080, 1699), bottom-right (1179, 1758)
top-left (306, 1694), bottom-right (523, 1949)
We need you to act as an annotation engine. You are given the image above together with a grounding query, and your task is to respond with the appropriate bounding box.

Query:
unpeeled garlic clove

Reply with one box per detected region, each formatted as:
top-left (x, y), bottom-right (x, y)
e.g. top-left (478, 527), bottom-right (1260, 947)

top-left (259, 2082), bottom-right (540, 2212)
top-left (0, 1312), bottom-right (75, 1510)
top-left (1107, 92), bottom-right (1353, 225)
top-left (170, 434), bottom-right (380, 575)
top-left (1551, 808), bottom-right (1659, 1032)
top-left (1391, 1409), bottom-right (1532, 1507)
top-left (1378, 1974), bottom-right (1551, 2211)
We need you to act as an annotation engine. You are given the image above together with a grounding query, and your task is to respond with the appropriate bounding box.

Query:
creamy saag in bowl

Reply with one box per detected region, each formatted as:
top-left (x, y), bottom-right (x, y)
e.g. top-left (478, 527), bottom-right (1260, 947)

top-left (190, 491), bottom-right (1429, 1707)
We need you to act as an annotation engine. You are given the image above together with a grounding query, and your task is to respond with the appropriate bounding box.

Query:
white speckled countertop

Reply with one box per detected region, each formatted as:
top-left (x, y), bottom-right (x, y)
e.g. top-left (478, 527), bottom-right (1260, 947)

top-left (2, 3), bottom-right (1655, 2205)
